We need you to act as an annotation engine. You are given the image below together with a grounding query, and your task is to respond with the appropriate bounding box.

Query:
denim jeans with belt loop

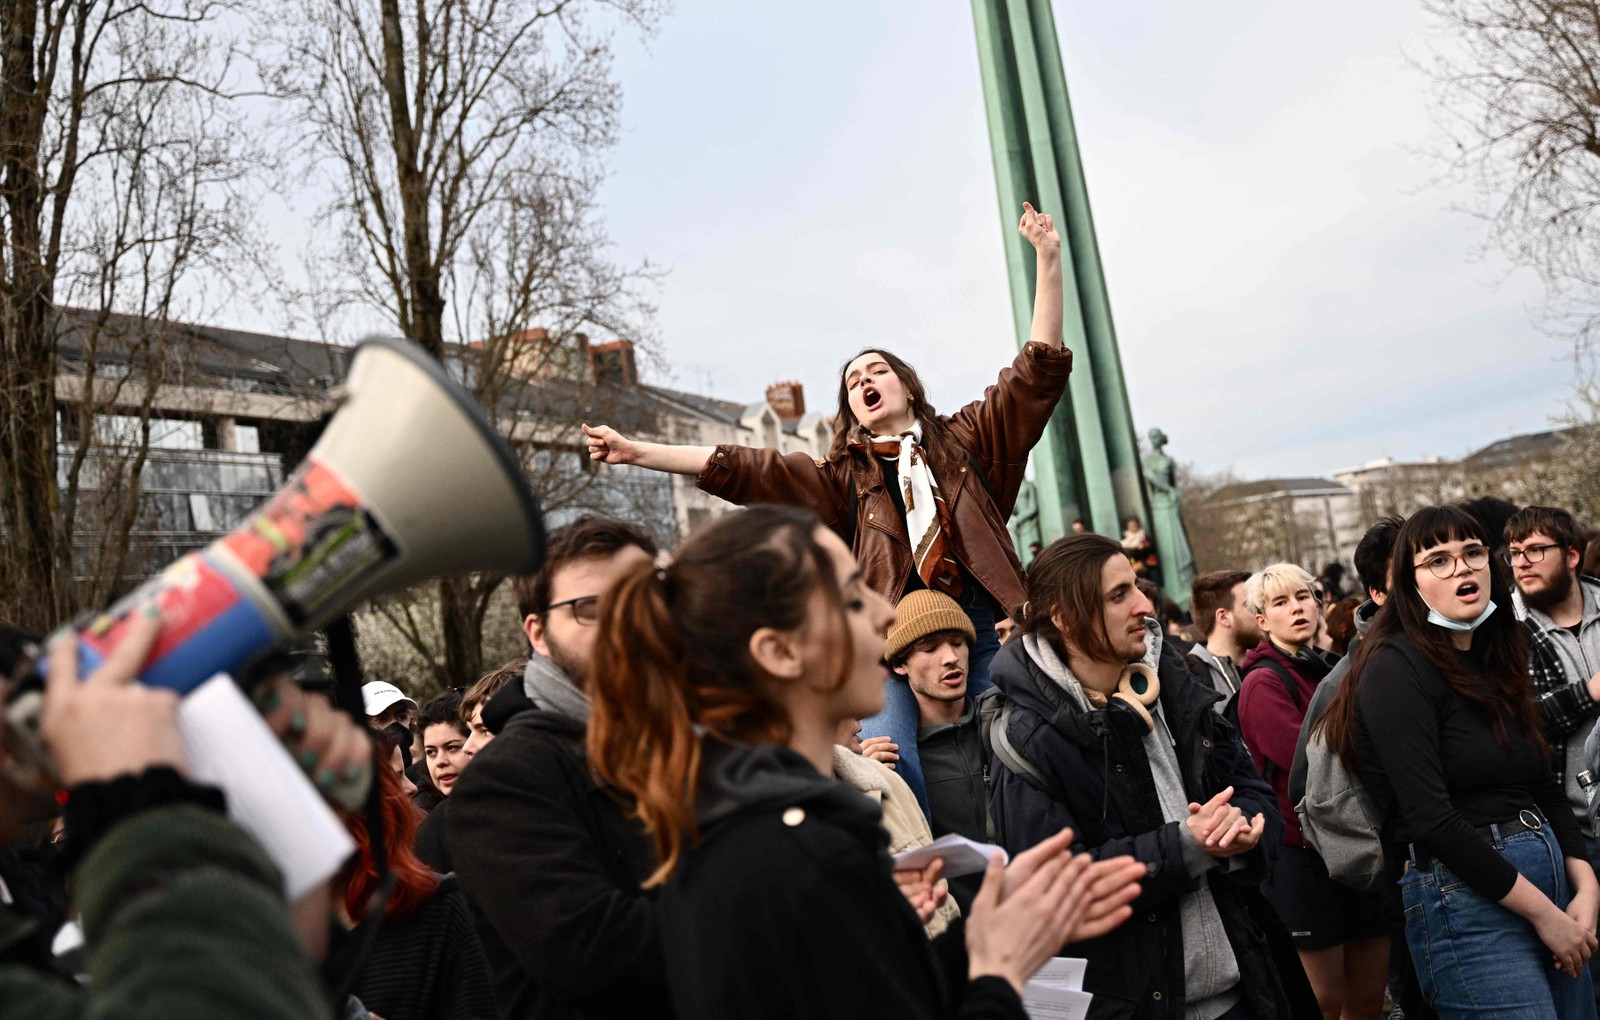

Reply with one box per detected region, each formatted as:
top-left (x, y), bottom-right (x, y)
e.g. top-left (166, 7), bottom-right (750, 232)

top-left (1399, 811), bottom-right (1597, 1020)
top-left (860, 585), bottom-right (1000, 820)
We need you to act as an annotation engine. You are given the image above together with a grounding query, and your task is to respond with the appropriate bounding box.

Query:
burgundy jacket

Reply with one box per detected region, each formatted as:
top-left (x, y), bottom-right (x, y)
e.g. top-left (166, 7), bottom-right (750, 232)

top-left (694, 342), bottom-right (1073, 612)
top-left (1237, 640), bottom-right (1324, 847)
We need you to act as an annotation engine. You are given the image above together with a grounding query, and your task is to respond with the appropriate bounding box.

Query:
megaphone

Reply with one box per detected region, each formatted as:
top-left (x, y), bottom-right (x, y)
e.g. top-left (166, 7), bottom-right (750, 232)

top-left (64, 337), bottom-right (546, 692)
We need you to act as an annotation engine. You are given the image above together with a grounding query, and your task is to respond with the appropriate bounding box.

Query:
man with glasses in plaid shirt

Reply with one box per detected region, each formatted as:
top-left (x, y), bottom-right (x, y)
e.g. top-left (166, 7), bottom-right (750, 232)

top-left (1507, 507), bottom-right (1600, 875)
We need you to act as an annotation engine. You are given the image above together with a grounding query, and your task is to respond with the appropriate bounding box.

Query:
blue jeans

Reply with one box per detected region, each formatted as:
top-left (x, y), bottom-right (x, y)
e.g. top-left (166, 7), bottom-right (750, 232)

top-left (1399, 822), bottom-right (1597, 1019)
top-left (861, 587), bottom-right (1000, 820)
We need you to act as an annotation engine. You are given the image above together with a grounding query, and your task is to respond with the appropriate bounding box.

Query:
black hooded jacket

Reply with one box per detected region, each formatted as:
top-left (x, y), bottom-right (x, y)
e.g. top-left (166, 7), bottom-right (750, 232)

top-left (659, 740), bottom-right (1024, 1020)
top-left (988, 635), bottom-right (1293, 1020)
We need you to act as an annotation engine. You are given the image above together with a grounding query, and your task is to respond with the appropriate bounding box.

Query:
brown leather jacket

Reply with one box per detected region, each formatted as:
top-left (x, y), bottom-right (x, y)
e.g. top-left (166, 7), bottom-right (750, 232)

top-left (694, 342), bottom-right (1072, 611)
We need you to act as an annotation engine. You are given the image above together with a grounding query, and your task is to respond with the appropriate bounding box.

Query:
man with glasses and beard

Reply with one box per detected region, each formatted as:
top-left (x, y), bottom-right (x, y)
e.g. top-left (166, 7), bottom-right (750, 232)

top-left (448, 515), bottom-right (666, 1020)
top-left (1508, 507), bottom-right (1600, 879)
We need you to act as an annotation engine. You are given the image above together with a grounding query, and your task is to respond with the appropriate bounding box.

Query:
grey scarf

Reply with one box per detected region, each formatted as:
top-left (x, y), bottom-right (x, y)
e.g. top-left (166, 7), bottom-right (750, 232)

top-left (522, 654), bottom-right (589, 725)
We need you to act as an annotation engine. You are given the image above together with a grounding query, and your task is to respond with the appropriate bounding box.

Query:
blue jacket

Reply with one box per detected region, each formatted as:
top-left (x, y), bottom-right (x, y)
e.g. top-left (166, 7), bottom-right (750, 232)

top-left (988, 632), bottom-right (1290, 1020)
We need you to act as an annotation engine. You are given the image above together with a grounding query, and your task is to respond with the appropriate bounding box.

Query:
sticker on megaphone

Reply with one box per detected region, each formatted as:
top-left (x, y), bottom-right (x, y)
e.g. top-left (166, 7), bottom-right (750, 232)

top-left (74, 454), bottom-right (400, 694)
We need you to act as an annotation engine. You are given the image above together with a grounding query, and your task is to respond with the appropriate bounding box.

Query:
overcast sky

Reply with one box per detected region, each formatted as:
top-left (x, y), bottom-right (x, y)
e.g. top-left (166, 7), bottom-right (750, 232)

top-left (576, 0), bottom-right (1575, 482)
top-left (243, 1), bottom-right (1578, 483)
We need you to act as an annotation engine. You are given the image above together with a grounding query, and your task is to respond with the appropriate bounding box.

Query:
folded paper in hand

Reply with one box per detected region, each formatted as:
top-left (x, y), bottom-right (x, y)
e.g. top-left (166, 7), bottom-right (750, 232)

top-left (891, 833), bottom-right (1008, 878)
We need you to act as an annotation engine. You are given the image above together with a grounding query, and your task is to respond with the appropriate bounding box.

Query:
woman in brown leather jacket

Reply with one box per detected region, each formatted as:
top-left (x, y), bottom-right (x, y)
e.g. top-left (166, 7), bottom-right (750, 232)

top-left (581, 204), bottom-right (1071, 815)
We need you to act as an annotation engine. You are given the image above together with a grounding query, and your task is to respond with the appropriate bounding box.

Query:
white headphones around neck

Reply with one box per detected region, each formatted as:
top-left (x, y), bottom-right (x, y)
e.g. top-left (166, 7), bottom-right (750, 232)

top-left (1083, 662), bottom-right (1161, 732)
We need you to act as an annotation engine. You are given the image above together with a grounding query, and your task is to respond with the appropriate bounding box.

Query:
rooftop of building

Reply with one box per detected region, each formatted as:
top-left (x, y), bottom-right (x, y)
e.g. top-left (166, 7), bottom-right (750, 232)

top-left (1210, 476), bottom-right (1351, 502)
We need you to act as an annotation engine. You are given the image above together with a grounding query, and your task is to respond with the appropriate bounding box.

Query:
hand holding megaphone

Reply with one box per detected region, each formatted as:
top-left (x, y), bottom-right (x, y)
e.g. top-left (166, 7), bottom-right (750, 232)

top-left (41, 609), bottom-right (185, 787)
top-left (6, 338), bottom-right (544, 796)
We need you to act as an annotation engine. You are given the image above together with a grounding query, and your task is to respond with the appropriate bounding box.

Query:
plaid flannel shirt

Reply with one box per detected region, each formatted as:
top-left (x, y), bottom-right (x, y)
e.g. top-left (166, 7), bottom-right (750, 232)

top-left (1524, 581), bottom-right (1600, 807)
top-left (1529, 618), bottom-right (1600, 742)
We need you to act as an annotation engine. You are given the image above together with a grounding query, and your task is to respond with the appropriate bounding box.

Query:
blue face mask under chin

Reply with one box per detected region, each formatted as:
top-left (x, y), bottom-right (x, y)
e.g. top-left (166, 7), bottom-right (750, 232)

top-left (1424, 597), bottom-right (1497, 633)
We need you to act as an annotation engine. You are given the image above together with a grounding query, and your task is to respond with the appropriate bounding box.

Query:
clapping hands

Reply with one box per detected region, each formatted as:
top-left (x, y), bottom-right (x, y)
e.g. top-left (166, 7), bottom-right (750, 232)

top-left (1185, 786), bottom-right (1266, 858)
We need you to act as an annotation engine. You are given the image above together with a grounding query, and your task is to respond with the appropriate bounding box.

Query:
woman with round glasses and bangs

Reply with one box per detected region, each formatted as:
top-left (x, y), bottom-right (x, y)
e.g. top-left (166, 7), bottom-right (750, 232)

top-left (1315, 505), bottom-right (1600, 1019)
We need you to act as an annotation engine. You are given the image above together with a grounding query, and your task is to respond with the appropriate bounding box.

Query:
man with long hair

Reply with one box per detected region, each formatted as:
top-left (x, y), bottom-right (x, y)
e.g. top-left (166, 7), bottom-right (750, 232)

top-left (987, 533), bottom-right (1295, 1018)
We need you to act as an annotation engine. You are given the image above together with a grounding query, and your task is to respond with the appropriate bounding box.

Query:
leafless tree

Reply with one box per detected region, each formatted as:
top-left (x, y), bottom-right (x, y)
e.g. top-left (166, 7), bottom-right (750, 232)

top-left (258, 0), bottom-right (664, 684)
top-left (1420, 0), bottom-right (1600, 348)
top-left (0, 0), bottom-right (264, 628)
top-left (1536, 377), bottom-right (1600, 521)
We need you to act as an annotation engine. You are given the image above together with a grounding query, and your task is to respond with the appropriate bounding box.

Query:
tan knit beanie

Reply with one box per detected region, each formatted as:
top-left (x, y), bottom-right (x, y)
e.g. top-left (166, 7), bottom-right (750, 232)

top-left (884, 590), bottom-right (976, 663)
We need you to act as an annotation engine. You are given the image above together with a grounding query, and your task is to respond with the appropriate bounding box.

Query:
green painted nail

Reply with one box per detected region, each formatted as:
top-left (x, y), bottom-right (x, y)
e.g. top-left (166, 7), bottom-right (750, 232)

top-left (289, 711), bottom-right (307, 735)
top-left (257, 689), bottom-right (281, 713)
top-left (316, 769), bottom-right (335, 789)
top-left (343, 766), bottom-right (362, 784)
top-left (300, 750), bottom-right (318, 771)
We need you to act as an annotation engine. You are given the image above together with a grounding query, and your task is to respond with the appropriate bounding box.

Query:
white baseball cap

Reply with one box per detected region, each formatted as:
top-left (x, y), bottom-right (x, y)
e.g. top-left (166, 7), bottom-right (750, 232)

top-left (362, 681), bottom-right (417, 719)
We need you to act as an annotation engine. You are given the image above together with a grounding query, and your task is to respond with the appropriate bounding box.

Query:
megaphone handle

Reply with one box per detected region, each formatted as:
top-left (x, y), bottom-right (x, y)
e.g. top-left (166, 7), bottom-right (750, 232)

top-left (323, 615), bottom-right (366, 723)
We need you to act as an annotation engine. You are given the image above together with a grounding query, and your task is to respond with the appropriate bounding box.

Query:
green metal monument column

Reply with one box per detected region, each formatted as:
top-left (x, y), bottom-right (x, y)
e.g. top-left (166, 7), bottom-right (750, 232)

top-left (972, 0), bottom-right (1150, 543)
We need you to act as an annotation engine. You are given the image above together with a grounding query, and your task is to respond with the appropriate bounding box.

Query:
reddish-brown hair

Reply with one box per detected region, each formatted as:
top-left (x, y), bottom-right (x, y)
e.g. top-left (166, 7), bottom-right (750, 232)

top-left (343, 741), bottom-right (440, 922)
top-left (826, 349), bottom-right (964, 493)
top-left (587, 506), bottom-right (847, 887)
top-left (1324, 596), bottom-right (1363, 657)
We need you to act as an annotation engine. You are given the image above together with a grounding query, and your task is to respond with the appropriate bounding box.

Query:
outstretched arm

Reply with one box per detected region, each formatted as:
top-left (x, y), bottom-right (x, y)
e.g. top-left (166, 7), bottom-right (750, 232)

top-left (583, 423), bottom-right (715, 476)
top-left (1019, 202), bottom-right (1063, 350)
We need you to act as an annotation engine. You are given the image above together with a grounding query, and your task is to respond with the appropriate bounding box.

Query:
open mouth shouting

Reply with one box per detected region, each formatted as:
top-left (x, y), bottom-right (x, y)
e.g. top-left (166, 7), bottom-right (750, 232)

top-left (862, 384), bottom-right (882, 413)
top-left (1455, 579), bottom-right (1482, 604)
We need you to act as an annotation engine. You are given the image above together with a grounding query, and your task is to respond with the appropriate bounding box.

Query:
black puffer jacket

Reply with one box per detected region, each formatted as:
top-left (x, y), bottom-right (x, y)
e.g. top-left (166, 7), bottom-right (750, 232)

top-left (988, 633), bottom-right (1294, 1020)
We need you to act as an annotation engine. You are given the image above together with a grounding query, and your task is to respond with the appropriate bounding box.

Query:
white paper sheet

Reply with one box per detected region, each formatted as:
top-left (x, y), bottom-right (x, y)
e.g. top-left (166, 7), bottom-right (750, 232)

top-left (177, 674), bottom-right (356, 899)
top-left (1030, 957), bottom-right (1087, 989)
top-left (1022, 985), bottom-right (1093, 1020)
top-left (892, 832), bottom-right (1009, 878)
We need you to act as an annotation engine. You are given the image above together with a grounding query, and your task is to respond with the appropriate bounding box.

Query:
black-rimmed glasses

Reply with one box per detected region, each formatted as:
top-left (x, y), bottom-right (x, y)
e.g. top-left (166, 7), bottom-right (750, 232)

top-left (547, 595), bottom-right (600, 625)
top-left (1503, 543), bottom-right (1562, 566)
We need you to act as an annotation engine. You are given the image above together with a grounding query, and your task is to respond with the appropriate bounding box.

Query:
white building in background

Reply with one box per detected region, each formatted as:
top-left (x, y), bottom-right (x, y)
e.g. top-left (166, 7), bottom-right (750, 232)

top-left (1206, 477), bottom-right (1363, 574)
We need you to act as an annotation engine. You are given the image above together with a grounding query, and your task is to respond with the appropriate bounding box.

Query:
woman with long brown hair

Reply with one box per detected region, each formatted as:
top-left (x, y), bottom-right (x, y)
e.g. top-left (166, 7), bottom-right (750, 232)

top-left (581, 206), bottom-right (1071, 817)
top-left (1314, 505), bottom-right (1599, 1019)
top-left (586, 506), bottom-right (1143, 1017)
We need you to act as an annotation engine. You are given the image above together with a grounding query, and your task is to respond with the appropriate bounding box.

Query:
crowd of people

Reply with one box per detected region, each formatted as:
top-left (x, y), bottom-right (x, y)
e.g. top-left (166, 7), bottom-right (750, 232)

top-left (4, 203), bottom-right (1600, 1020)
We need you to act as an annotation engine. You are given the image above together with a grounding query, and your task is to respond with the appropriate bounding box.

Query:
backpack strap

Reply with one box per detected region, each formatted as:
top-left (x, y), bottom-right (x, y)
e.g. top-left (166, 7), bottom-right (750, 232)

top-left (1244, 657), bottom-right (1303, 711)
top-left (1239, 657), bottom-right (1303, 783)
top-left (985, 697), bottom-right (1066, 803)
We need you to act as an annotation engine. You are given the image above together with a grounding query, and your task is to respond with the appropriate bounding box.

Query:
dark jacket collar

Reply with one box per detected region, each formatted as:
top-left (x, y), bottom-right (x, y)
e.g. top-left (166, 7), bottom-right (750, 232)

top-left (990, 631), bottom-right (1219, 751)
top-left (482, 674), bottom-right (535, 735)
top-left (1239, 638), bottom-right (1334, 683)
top-left (694, 740), bottom-right (882, 843)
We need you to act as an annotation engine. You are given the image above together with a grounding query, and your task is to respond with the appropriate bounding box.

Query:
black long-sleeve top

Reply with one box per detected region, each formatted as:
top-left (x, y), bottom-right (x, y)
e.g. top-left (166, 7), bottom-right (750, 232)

top-left (350, 875), bottom-right (497, 1020)
top-left (1354, 634), bottom-right (1582, 900)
